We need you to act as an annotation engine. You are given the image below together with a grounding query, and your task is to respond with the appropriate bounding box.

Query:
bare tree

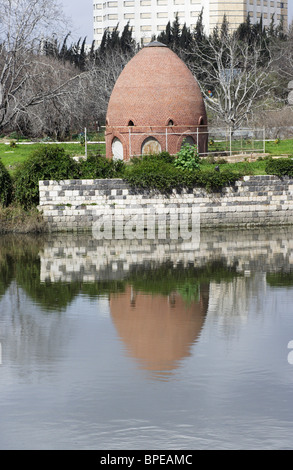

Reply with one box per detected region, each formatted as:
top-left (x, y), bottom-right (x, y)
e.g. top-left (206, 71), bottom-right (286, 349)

top-left (87, 48), bottom-right (135, 121)
top-left (271, 20), bottom-right (293, 84)
top-left (188, 30), bottom-right (278, 130)
top-left (14, 56), bottom-right (89, 139)
top-left (0, 0), bottom-right (83, 133)
top-left (252, 106), bottom-right (293, 139)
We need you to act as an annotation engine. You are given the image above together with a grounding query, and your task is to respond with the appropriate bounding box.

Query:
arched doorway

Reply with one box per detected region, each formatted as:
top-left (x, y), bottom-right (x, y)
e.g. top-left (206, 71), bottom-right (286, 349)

top-left (112, 137), bottom-right (124, 161)
top-left (181, 136), bottom-right (195, 148)
top-left (141, 137), bottom-right (162, 155)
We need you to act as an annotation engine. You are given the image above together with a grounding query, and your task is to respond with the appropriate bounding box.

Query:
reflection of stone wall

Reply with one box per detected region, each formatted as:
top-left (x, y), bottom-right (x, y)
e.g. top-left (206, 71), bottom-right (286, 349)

top-left (39, 175), bottom-right (293, 232)
top-left (40, 228), bottom-right (293, 283)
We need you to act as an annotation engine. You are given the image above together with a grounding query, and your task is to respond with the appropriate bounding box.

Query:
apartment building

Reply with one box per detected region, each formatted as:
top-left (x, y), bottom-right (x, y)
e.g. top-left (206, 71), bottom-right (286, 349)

top-left (93, 0), bottom-right (288, 46)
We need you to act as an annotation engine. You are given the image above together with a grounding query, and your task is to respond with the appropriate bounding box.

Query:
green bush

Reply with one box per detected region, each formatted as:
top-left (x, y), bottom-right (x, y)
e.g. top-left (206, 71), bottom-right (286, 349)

top-left (124, 155), bottom-right (243, 192)
top-left (0, 159), bottom-right (13, 207)
top-left (79, 154), bottom-right (125, 179)
top-left (265, 157), bottom-right (293, 177)
top-left (131, 152), bottom-right (175, 166)
top-left (124, 159), bottom-right (182, 191)
top-left (14, 145), bottom-right (79, 209)
top-left (184, 168), bottom-right (243, 191)
top-left (174, 143), bottom-right (200, 171)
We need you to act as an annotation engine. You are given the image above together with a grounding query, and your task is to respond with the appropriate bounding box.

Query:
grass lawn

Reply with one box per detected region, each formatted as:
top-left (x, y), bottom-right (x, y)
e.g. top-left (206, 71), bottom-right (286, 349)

top-left (201, 159), bottom-right (268, 175)
top-left (264, 139), bottom-right (293, 156)
top-left (0, 137), bottom-right (292, 175)
top-left (0, 142), bottom-right (106, 172)
top-left (207, 138), bottom-right (293, 156)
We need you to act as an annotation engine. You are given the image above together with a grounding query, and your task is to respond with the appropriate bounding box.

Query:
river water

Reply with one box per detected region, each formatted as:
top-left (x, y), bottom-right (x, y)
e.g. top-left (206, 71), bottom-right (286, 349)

top-left (0, 227), bottom-right (293, 450)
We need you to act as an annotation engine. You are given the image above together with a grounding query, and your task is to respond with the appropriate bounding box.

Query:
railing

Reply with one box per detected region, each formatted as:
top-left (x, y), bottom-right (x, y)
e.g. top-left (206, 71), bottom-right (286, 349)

top-left (127, 126), bottom-right (266, 157)
top-left (205, 127), bottom-right (266, 157)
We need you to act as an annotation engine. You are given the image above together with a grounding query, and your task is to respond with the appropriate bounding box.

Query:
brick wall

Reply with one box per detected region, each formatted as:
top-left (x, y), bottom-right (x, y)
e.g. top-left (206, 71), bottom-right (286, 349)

top-left (38, 175), bottom-right (293, 232)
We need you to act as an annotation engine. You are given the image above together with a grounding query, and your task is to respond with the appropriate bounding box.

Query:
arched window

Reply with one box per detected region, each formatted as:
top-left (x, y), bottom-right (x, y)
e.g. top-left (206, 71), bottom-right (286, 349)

top-left (141, 137), bottom-right (162, 155)
top-left (128, 120), bottom-right (134, 126)
top-left (168, 120), bottom-right (174, 126)
top-left (198, 116), bottom-right (204, 126)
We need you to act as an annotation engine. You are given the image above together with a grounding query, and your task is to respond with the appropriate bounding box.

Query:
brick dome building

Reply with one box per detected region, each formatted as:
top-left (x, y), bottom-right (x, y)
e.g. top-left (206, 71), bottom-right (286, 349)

top-left (105, 41), bottom-right (208, 161)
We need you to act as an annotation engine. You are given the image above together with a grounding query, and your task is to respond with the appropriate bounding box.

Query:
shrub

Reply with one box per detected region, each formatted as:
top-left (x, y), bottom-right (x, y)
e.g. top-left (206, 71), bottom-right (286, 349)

top-left (174, 143), bottom-right (200, 171)
top-left (124, 159), bottom-right (182, 192)
top-left (187, 168), bottom-right (243, 191)
top-left (79, 154), bottom-right (125, 179)
top-left (0, 159), bottom-right (13, 207)
top-left (124, 157), bottom-right (243, 192)
top-left (14, 145), bottom-right (79, 209)
top-left (265, 158), bottom-right (293, 177)
top-left (131, 152), bottom-right (175, 166)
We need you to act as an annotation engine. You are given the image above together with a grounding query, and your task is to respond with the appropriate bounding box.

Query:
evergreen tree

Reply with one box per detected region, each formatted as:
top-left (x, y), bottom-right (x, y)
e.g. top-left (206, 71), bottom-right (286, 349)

top-left (171, 13), bottom-right (181, 48)
top-left (157, 21), bottom-right (172, 46)
top-left (194, 8), bottom-right (205, 43)
top-left (220, 14), bottom-right (229, 40)
top-left (120, 22), bottom-right (135, 53)
top-left (180, 23), bottom-right (193, 50)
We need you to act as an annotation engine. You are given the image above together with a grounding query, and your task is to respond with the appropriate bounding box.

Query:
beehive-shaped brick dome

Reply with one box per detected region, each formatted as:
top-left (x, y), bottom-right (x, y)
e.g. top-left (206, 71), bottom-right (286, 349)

top-left (106, 42), bottom-right (208, 160)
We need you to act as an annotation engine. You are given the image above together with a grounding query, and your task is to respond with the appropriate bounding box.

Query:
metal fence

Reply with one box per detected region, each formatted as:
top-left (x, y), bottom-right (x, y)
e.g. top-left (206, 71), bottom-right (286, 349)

top-left (126, 127), bottom-right (266, 157)
top-left (205, 127), bottom-right (266, 157)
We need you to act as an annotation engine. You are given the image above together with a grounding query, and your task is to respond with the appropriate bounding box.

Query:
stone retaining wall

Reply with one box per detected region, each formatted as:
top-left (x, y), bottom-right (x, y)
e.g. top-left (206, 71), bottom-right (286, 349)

top-left (38, 175), bottom-right (293, 232)
top-left (40, 227), bottom-right (293, 283)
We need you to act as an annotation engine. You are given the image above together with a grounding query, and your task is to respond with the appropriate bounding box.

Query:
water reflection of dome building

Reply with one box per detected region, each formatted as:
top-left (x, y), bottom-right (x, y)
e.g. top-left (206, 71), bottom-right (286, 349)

top-left (106, 41), bottom-right (208, 161)
top-left (109, 284), bottom-right (209, 379)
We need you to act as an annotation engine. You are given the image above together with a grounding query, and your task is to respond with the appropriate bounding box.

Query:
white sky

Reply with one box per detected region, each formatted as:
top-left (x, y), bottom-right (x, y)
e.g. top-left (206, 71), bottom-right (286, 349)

top-left (60, 0), bottom-right (94, 42)
top-left (60, 0), bottom-right (293, 44)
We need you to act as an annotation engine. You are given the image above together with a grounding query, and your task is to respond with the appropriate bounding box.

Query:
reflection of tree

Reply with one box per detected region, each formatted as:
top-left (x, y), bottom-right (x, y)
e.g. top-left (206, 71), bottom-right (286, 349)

top-left (266, 271), bottom-right (293, 287)
top-left (0, 235), bottom-right (78, 311)
top-left (0, 245), bottom-right (15, 298)
top-left (128, 261), bottom-right (240, 297)
top-left (0, 235), bottom-right (41, 300)
top-left (176, 282), bottom-right (200, 305)
top-left (81, 281), bottom-right (126, 299)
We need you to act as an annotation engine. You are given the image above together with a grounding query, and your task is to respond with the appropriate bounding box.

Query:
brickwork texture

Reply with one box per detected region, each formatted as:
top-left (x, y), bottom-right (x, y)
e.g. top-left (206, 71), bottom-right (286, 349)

top-left (105, 42), bottom-right (208, 159)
